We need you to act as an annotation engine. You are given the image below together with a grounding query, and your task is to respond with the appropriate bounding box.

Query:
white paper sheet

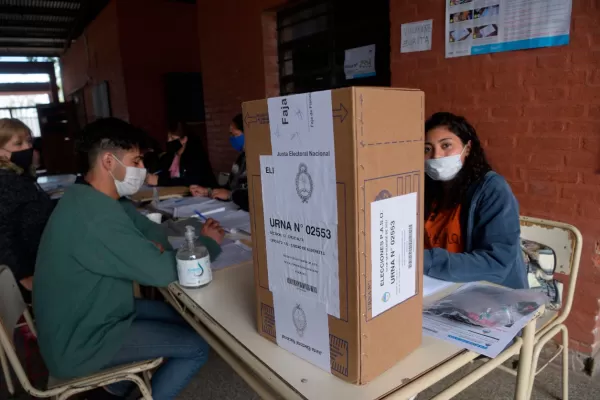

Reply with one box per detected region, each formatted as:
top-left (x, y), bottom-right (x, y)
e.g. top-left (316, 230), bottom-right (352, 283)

top-left (344, 44), bottom-right (376, 79)
top-left (211, 241), bottom-right (253, 270)
top-left (401, 20), bottom-right (433, 53)
top-left (422, 283), bottom-right (540, 358)
top-left (273, 290), bottom-right (331, 373)
top-left (267, 90), bottom-right (337, 224)
top-left (217, 209), bottom-right (251, 233)
top-left (423, 275), bottom-right (455, 297)
top-left (370, 193), bottom-right (418, 318)
top-left (261, 155), bottom-right (340, 319)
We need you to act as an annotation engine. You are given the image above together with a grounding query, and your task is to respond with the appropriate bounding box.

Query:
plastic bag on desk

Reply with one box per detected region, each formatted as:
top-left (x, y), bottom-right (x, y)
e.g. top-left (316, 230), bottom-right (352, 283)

top-left (424, 285), bottom-right (546, 328)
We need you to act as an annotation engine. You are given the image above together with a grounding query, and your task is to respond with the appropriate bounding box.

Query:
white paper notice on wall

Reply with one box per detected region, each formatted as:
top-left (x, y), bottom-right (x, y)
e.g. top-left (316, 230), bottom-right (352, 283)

top-left (401, 19), bottom-right (433, 53)
top-left (344, 44), bottom-right (376, 80)
top-left (370, 193), bottom-right (418, 318)
top-left (273, 290), bottom-right (331, 373)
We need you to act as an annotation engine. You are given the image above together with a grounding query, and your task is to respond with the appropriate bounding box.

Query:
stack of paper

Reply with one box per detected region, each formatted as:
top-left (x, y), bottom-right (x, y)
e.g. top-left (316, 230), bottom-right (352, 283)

top-left (423, 275), bottom-right (455, 297)
top-left (211, 241), bottom-right (253, 270)
top-left (422, 283), bottom-right (542, 358)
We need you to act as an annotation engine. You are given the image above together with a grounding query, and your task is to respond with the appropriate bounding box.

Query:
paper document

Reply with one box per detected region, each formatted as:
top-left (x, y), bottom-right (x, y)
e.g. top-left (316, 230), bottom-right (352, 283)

top-left (172, 200), bottom-right (238, 219)
top-left (422, 283), bottom-right (541, 358)
top-left (211, 241), bottom-right (253, 270)
top-left (423, 275), bottom-right (455, 297)
top-left (273, 290), bottom-right (331, 372)
top-left (217, 210), bottom-right (252, 233)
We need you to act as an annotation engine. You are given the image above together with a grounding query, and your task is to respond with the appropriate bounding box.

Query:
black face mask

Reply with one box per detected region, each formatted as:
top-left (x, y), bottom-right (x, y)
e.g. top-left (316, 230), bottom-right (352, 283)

top-left (10, 148), bottom-right (34, 171)
top-left (166, 139), bottom-right (183, 154)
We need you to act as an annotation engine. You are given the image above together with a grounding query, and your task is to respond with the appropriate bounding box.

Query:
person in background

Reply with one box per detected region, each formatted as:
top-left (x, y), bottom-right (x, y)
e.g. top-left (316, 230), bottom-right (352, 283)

top-left (423, 112), bottom-right (527, 289)
top-left (146, 123), bottom-right (217, 188)
top-left (190, 113), bottom-right (248, 211)
top-left (0, 119), bottom-right (53, 302)
top-left (34, 118), bottom-right (224, 400)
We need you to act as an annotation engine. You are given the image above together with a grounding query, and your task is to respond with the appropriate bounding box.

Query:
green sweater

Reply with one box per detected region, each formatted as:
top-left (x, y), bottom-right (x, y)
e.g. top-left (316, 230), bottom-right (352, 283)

top-left (33, 183), bottom-right (221, 378)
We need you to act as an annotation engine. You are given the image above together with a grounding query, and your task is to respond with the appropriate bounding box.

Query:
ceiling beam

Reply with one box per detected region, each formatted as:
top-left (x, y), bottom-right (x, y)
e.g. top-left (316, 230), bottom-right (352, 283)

top-left (0, 6), bottom-right (79, 18)
top-left (0, 82), bottom-right (52, 94)
top-left (0, 47), bottom-right (62, 56)
top-left (0, 62), bottom-right (56, 74)
top-left (0, 19), bottom-right (70, 29)
top-left (0, 29), bottom-right (68, 39)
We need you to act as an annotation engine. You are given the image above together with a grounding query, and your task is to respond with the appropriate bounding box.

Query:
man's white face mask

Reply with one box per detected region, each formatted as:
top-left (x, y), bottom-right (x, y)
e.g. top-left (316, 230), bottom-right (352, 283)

top-left (109, 154), bottom-right (147, 197)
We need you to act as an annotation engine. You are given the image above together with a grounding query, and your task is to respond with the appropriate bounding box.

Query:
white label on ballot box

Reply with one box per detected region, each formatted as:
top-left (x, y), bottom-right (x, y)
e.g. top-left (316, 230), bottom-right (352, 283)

top-left (260, 155), bottom-right (340, 319)
top-left (273, 289), bottom-right (331, 373)
top-left (370, 193), bottom-right (418, 318)
top-left (267, 90), bottom-right (337, 225)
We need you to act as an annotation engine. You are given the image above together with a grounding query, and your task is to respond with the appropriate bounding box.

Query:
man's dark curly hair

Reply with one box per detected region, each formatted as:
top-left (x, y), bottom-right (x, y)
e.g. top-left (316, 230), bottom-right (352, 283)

top-left (424, 112), bottom-right (492, 218)
top-left (76, 118), bottom-right (150, 173)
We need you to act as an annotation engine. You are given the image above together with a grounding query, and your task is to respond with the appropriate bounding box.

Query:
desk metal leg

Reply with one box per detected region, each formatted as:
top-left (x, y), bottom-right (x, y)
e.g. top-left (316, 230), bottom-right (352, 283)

top-left (515, 320), bottom-right (536, 400)
top-left (161, 289), bottom-right (292, 400)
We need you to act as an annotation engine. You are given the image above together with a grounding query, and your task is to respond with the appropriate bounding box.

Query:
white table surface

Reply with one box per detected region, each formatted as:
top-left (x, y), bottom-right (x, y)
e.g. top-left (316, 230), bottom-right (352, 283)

top-left (169, 262), bottom-right (478, 400)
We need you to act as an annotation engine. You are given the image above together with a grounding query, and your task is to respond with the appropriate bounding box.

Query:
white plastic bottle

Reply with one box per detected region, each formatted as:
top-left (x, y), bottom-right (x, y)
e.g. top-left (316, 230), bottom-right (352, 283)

top-left (176, 225), bottom-right (212, 288)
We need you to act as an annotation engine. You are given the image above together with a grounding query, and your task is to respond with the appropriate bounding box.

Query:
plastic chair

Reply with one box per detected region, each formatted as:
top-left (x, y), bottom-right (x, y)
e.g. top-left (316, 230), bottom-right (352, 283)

top-left (0, 265), bottom-right (163, 400)
top-left (496, 217), bottom-right (582, 400)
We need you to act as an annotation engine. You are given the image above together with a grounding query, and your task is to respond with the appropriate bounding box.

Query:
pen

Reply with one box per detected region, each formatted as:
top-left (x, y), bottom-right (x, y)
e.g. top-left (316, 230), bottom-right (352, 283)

top-left (194, 210), bottom-right (208, 221)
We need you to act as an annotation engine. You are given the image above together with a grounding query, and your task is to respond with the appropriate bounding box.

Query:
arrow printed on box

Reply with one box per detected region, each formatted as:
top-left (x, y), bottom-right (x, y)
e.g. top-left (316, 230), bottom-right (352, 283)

top-left (333, 103), bottom-right (348, 123)
top-left (244, 112), bottom-right (269, 126)
top-left (245, 103), bottom-right (348, 126)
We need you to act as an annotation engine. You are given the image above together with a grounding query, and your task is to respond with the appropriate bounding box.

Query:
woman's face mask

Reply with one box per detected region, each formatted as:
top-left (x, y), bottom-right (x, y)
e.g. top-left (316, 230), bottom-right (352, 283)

top-left (425, 146), bottom-right (467, 181)
top-left (166, 138), bottom-right (183, 154)
top-left (109, 154), bottom-right (147, 197)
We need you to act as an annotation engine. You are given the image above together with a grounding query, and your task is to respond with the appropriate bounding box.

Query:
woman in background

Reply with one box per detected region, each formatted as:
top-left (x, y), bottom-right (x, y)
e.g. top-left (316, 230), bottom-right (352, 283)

top-left (190, 114), bottom-right (248, 211)
top-left (0, 118), bottom-right (54, 301)
top-left (146, 123), bottom-right (217, 188)
top-left (423, 112), bottom-right (527, 289)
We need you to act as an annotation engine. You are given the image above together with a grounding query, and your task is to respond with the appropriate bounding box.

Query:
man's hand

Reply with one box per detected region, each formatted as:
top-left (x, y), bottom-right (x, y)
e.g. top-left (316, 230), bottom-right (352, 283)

top-left (201, 218), bottom-right (225, 244)
top-left (190, 185), bottom-right (209, 197)
top-left (19, 276), bottom-right (33, 291)
top-left (146, 174), bottom-right (159, 186)
top-left (151, 241), bottom-right (165, 253)
top-left (211, 188), bottom-right (231, 201)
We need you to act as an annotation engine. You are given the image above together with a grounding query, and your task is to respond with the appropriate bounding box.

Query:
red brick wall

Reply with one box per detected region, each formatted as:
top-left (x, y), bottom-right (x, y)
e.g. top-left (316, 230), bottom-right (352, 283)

top-left (197, 0), bottom-right (599, 353)
top-left (197, 0), bottom-right (286, 173)
top-left (391, 0), bottom-right (600, 354)
top-left (60, 1), bottom-right (129, 121)
top-left (117, 0), bottom-right (202, 143)
top-left (61, 0), bottom-right (202, 142)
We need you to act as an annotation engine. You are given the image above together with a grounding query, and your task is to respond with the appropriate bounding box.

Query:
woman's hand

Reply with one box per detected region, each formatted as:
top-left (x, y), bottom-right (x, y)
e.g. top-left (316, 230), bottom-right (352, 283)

top-left (211, 188), bottom-right (231, 201)
top-left (201, 218), bottom-right (225, 244)
top-left (146, 174), bottom-right (159, 186)
top-left (190, 185), bottom-right (209, 197)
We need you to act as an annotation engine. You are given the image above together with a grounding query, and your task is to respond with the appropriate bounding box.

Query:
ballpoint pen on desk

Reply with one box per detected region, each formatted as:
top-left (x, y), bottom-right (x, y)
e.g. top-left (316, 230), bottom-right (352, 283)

top-left (194, 210), bottom-right (208, 221)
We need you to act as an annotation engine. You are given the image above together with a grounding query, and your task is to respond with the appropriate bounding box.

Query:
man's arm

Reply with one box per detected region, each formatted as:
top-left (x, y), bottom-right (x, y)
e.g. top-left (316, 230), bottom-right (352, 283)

top-left (120, 199), bottom-right (171, 249)
top-left (74, 214), bottom-right (178, 287)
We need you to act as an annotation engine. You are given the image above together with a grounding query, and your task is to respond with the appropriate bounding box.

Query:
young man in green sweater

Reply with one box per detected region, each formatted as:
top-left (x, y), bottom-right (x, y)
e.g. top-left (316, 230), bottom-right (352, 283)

top-left (33, 118), bottom-right (224, 400)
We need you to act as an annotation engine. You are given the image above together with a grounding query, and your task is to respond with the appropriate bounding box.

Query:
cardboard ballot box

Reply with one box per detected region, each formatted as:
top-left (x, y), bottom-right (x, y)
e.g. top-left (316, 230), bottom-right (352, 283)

top-left (243, 87), bottom-right (424, 384)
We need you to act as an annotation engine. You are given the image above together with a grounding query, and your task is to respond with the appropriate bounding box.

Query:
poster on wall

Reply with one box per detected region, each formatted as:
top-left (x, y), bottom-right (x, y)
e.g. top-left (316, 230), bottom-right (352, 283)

top-left (344, 44), bottom-right (376, 80)
top-left (445, 0), bottom-right (572, 58)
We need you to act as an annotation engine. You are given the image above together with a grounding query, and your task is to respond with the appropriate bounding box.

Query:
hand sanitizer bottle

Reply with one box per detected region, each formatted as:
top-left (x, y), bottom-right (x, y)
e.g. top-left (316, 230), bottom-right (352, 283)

top-left (176, 225), bottom-right (212, 288)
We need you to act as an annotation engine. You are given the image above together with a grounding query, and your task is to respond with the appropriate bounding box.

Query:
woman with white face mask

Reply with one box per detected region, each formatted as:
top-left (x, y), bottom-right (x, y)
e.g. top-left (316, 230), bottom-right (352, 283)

top-left (423, 112), bottom-right (527, 289)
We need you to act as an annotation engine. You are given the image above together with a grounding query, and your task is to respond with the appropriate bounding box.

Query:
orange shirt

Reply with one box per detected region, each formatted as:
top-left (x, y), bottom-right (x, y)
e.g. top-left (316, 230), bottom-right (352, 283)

top-left (424, 205), bottom-right (464, 253)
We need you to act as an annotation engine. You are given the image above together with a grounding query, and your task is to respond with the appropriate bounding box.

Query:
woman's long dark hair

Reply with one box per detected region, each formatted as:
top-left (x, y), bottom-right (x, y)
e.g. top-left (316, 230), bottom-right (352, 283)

top-left (425, 112), bottom-right (492, 218)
